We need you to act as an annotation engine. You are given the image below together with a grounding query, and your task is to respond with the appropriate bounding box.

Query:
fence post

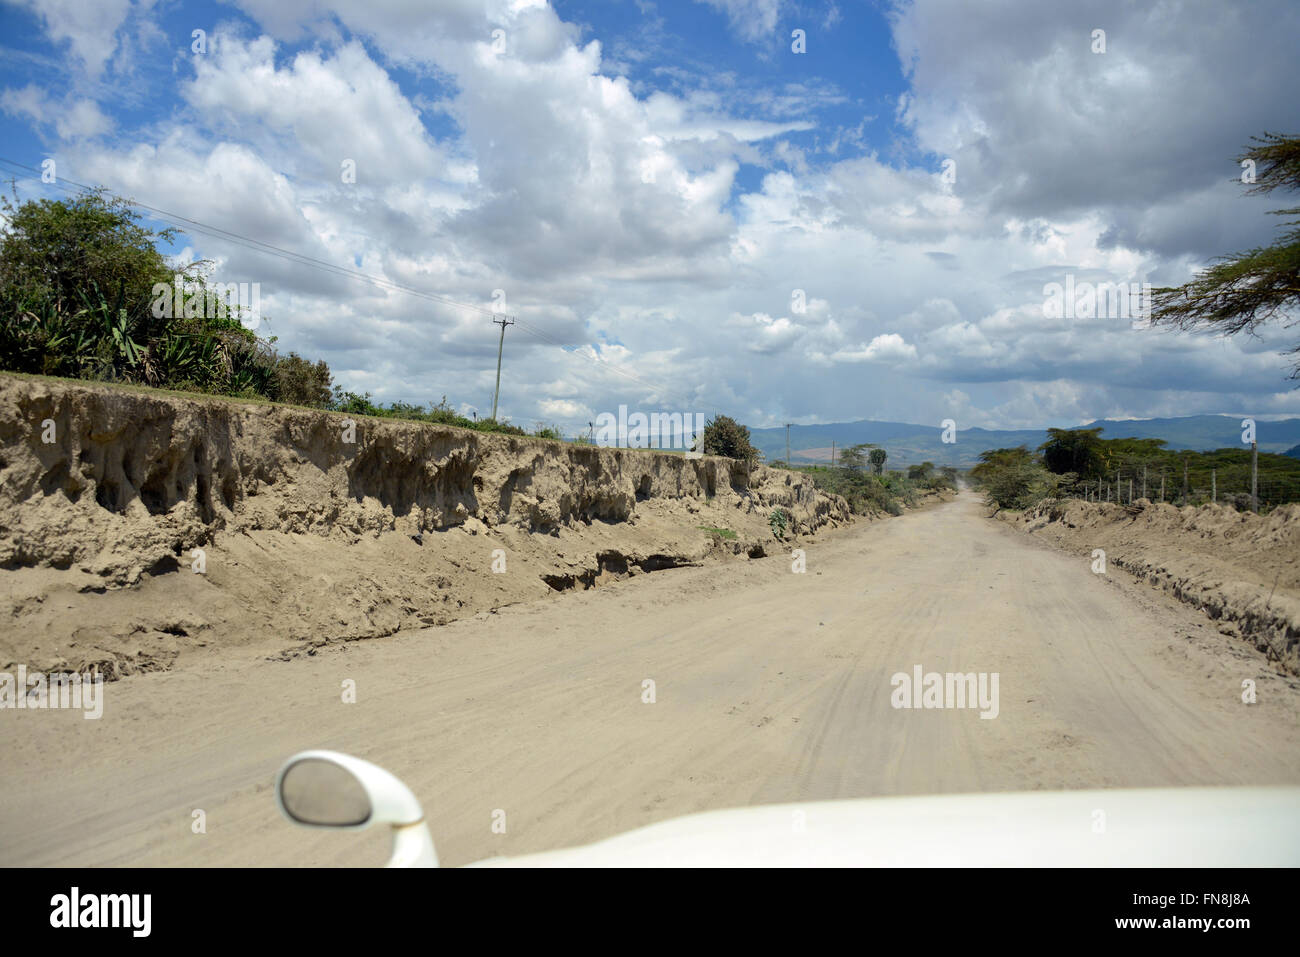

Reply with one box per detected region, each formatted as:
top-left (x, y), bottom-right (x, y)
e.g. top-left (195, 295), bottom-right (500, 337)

top-left (1160, 474), bottom-right (1165, 502)
top-left (1251, 442), bottom-right (1258, 512)
top-left (1129, 478), bottom-right (1133, 503)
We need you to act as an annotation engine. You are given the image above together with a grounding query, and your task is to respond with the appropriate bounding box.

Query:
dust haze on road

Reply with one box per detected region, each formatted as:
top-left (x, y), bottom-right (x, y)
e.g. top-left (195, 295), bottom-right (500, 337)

top-left (3, 491), bottom-right (1297, 866)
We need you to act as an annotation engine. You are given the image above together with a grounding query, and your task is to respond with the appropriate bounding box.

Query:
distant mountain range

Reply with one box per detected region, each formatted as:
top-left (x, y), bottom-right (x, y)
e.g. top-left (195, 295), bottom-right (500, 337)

top-left (747, 415), bottom-right (1300, 469)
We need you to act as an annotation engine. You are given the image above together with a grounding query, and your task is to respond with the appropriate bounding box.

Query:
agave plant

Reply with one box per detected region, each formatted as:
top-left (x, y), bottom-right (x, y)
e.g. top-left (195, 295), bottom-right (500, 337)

top-left (1, 295), bottom-right (98, 377)
top-left (75, 282), bottom-right (144, 374)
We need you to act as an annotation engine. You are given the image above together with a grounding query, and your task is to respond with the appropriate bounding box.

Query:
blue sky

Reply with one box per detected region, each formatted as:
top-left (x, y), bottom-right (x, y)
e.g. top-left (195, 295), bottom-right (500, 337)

top-left (1, 0), bottom-right (1298, 433)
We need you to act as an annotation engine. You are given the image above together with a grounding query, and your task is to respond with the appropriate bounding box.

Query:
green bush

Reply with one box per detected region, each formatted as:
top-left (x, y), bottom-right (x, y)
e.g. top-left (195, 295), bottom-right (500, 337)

top-left (702, 414), bottom-right (758, 463)
top-left (0, 190), bottom-right (307, 402)
top-left (978, 461), bottom-right (1047, 509)
top-left (273, 352), bottom-right (332, 407)
top-left (795, 464), bottom-right (914, 516)
top-left (474, 417), bottom-right (527, 436)
top-left (329, 388), bottom-right (385, 417)
top-left (533, 423), bottom-right (563, 440)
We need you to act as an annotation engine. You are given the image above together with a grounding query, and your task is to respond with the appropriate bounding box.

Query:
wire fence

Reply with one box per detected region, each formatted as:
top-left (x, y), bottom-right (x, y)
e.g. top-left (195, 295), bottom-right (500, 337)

top-left (1069, 468), bottom-right (1300, 512)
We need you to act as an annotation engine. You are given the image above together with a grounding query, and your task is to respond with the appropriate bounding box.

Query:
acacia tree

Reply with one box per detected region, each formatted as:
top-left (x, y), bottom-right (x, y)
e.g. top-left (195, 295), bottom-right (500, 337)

top-left (1149, 133), bottom-right (1300, 376)
top-left (1038, 427), bottom-right (1107, 481)
top-left (838, 442), bottom-right (875, 471)
top-left (969, 446), bottom-right (1056, 512)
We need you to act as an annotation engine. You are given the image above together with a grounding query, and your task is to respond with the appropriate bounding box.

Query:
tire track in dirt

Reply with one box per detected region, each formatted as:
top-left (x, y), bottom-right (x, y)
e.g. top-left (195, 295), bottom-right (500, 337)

top-left (2, 492), bottom-right (1297, 866)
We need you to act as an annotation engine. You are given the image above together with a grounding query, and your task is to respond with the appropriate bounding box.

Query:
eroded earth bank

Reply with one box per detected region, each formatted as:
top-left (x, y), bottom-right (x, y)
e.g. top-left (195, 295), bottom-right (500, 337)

top-left (1000, 498), bottom-right (1300, 676)
top-left (0, 374), bottom-right (853, 678)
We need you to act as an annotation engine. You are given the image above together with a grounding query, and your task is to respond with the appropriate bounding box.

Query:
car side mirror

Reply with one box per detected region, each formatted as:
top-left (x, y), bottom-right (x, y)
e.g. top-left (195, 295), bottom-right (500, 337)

top-left (275, 750), bottom-right (437, 867)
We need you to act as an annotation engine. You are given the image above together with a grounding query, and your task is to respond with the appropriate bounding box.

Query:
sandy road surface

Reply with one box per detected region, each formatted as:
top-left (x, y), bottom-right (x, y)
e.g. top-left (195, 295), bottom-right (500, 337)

top-left (2, 491), bottom-right (1298, 866)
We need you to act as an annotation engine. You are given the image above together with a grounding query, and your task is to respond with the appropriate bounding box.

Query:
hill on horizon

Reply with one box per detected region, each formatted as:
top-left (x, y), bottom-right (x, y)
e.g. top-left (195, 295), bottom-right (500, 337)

top-left (746, 414), bottom-right (1300, 469)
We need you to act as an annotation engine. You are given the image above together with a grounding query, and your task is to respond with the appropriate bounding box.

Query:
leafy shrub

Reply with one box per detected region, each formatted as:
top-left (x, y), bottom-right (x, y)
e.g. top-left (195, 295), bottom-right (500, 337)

top-left (702, 414), bottom-right (758, 463)
top-left (273, 352), bottom-right (332, 407)
top-left (0, 190), bottom-right (304, 402)
top-left (533, 423), bottom-right (563, 440)
top-left (321, 390), bottom-right (530, 436)
top-left (329, 388), bottom-right (385, 417)
top-left (795, 465), bottom-right (911, 516)
top-left (978, 460), bottom-right (1056, 510)
top-left (474, 418), bottom-right (527, 436)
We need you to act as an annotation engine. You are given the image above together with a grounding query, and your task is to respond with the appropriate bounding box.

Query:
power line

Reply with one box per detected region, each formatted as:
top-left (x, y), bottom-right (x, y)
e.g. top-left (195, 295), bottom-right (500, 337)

top-left (0, 155), bottom-right (730, 420)
top-left (510, 314), bottom-right (718, 414)
top-left (0, 156), bottom-right (508, 320)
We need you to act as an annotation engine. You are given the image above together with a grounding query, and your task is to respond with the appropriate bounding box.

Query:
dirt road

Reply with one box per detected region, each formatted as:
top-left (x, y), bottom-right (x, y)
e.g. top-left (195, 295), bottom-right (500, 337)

top-left (3, 491), bottom-right (1298, 866)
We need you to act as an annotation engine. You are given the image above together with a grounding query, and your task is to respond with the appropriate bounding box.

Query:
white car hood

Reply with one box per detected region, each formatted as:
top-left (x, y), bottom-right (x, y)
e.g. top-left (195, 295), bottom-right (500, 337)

top-left (469, 787), bottom-right (1300, 867)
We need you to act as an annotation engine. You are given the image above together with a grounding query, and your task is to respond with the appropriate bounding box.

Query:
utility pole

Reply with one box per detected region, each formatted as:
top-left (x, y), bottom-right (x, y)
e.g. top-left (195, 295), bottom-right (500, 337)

top-left (831, 440), bottom-right (836, 468)
top-left (490, 315), bottom-right (514, 421)
top-left (785, 423), bottom-right (792, 466)
top-left (1182, 456), bottom-right (1189, 506)
top-left (1142, 465), bottom-right (1147, 501)
top-left (1212, 468), bottom-right (1216, 503)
